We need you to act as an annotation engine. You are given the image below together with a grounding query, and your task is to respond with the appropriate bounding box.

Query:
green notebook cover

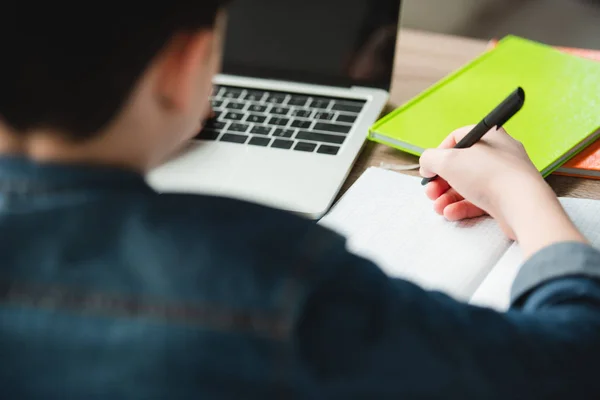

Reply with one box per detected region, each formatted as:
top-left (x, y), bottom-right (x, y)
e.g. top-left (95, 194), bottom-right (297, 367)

top-left (370, 35), bottom-right (600, 176)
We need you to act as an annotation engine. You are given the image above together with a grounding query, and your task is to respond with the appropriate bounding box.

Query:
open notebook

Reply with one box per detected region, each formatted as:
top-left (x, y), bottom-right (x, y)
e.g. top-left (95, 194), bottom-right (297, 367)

top-left (319, 167), bottom-right (600, 311)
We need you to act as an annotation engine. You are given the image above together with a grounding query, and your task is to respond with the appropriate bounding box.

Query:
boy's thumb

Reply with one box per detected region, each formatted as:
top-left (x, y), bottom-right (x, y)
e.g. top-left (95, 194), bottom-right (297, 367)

top-left (419, 148), bottom-right (458, 178)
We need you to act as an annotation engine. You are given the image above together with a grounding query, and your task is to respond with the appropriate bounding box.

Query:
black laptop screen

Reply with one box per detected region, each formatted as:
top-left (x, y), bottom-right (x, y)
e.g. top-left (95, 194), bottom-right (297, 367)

top-left (222, 0), bottom-right (401, 90)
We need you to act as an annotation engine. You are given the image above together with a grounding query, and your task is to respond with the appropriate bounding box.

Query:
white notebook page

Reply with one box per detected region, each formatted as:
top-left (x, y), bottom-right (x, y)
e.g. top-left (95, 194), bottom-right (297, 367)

top-left (319, 167), bottom-right (512, 301)
top-left (469, 243), bottom-right (522, 310)
top-left (470, 197), bottom-right (600, 310)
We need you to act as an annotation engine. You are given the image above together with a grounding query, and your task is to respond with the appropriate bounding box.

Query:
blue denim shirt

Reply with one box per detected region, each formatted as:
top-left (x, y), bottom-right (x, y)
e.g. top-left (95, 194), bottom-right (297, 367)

top-left (1, 155), bottom-right (600, 399)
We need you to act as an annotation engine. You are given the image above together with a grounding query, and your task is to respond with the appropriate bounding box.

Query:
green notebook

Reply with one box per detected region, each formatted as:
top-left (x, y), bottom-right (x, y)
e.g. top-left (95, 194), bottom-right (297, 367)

top-left (370, 35), bottom-right (600, 176)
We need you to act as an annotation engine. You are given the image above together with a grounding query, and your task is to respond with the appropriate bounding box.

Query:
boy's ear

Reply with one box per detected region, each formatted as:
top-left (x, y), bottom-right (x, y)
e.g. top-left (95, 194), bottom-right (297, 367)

top-left (155, 30), bottom-right (215, 111)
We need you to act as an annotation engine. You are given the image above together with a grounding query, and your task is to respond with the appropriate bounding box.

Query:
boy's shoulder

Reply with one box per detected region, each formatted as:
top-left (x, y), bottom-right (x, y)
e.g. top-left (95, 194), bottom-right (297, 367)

top-left (116, 191), bottom-right (348, 277)
top-left (140, 192), bottom-right (334, 243)
top-left (103, 191), bottom-right (353, 314)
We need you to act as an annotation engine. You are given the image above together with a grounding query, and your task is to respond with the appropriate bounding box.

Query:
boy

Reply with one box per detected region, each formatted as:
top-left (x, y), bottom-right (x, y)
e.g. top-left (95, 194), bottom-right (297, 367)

top-left (1, 2), bottom-right (599, 398)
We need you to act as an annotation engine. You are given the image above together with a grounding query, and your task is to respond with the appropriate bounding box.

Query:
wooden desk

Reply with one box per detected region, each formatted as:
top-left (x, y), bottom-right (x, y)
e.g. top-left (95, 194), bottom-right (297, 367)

top-left (343, 29), bottom-right (600, 200)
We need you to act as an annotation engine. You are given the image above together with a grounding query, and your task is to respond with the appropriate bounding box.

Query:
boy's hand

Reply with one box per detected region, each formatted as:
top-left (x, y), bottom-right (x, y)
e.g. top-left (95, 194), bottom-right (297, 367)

top-left (419, 126), bottom-right (539, 238)
top-left (419, 126), bottom-right (587, 257)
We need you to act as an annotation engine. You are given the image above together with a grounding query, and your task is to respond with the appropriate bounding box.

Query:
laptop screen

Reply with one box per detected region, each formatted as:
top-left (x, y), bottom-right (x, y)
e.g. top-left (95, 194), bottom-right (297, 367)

top-left (222, 0), bottom-right (401, 90)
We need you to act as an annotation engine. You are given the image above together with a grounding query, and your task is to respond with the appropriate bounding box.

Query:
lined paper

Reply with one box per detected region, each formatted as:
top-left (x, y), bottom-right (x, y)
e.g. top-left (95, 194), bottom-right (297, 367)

top-left (471, 197), bottom-right (600, 310)
top-left (319, 167), bottom-right (512, 301)
top-left (469, 244), bottom-right (522, 310)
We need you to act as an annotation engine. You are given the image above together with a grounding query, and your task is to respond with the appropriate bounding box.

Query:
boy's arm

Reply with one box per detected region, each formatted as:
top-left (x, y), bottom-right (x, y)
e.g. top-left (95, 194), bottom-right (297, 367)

top-left (296, 241), bottom-right (600, 399)
top-left (419, 126), bottom-right (588, 259)
top-left (296, 125), bottom-right (600, 398)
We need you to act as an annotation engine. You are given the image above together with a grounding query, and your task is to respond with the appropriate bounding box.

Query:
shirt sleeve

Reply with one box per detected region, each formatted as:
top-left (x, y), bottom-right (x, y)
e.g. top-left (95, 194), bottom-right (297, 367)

top-left (295, 242), bottom-right (600, 399)
top-left (511, 241), bottom-right (600, 306)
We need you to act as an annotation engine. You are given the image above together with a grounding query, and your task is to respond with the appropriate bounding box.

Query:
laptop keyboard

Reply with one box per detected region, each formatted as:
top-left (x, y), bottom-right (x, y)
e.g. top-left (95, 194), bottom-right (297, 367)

top-left (195, 86), bottom-right (367, 156)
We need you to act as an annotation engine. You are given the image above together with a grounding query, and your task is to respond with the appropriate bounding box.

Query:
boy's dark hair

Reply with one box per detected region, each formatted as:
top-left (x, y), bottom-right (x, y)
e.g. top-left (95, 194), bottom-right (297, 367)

top-left (0, 3), bottom-right (228, 141)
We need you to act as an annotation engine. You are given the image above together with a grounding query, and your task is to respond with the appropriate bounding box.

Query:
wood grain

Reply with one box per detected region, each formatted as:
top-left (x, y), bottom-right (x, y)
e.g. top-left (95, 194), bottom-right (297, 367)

top-left (343, 29), bottom-right (600, 200)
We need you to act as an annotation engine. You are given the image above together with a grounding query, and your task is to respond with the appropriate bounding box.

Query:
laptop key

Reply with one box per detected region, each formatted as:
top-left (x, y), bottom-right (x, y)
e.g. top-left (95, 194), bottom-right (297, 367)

top-left (248, 104), bottom-right (268, 113)
top-left (211, 99), bottom-right (224, 109)
top-left (265, 94), bottom-right (288, 104)
top-left (291, 109), bottom-right (312, 118)
top-left (271, 139), bottom-right (294, 149)
top-left (249, 136), bottom-right (271, 147)
top-left (220, 133), bottom-right (248, 144)
top-left (309, 99), bottom-right (331, 109)
top-left (211, 86), bottom-right (222, 97)
top-left (222, 88), bottom-right (244, 100)
top-left (229, 123), bottom-right (250, 133)
top-left (195, 129), bottom-right (220, 141)
top-left (314, 112), bottom-right (334, 121)
top-left (246, 114), bottom-right (267, 124)
top-left (296, 131), bottom-right (345, 145)
top-left (272, 129), bottom-right (295, 138)
top-left (226, 101), bottom-right (245, 111)
top-left (288, 96), bottom-right (309, 107)
top-left (294, 142), bottom-right (317, 152)
top-left (250, 126), bottom-right (272, 136)
top-left (244, 91), bottom-right (266, 102)
top-left (271, 106), bottom-right (290, 116)
top-left (222, 112), bottom-right (244, 121)
top-left (203, 120), bottom-right (226, 131)
top-left (209, 110), bottom-right (222, 121)
top-left (314, 122), bottom-right (351, 134)
top-left (332, 102), bottom-right (363, 113)
top-left (337, 114), bottom-right (357, 124)
top-left (317, 144), bottom-right (340, 155)
top-left (267, 117), bottom-right (290, 126)
top-left (291, 120), bottom-right (312, 129)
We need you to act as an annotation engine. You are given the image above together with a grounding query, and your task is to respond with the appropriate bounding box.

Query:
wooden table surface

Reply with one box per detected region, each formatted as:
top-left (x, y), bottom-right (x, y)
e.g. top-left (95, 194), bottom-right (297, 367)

top-left (342, 29), bottom-right (600, 200)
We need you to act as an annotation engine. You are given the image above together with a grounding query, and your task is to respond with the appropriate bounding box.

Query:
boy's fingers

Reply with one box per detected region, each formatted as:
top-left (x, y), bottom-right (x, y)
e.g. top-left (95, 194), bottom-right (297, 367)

top-left (421, 126), bottom-right (476, 175)
top-left (419, 149), bottom-right (441, 175)
top-left (443, 200), bottom-right (486, 221)
top-left (438, 125), bottom-right (476, 149)
top-left (433, 188), bottom-right (464, 215)
top-left (425, 178), bottom-right (450, 200)
top-left (420, 148), bottom-right (460, 178)
top-left (486, 126), bottom-right (514, 145)
top-left (419, 165), bottom-right (435, 179)
top-left (488, 126), bottom-right (508, 137)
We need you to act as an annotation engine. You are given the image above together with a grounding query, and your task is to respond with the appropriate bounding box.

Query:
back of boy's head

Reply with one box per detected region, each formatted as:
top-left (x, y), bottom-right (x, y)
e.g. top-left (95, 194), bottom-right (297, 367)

top-left (0, 3), bottom-right (229, 141)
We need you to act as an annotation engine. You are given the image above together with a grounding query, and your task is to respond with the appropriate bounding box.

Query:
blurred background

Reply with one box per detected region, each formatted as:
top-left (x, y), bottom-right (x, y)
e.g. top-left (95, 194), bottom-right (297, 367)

top-left (402, 0), bottom-right (600, 49)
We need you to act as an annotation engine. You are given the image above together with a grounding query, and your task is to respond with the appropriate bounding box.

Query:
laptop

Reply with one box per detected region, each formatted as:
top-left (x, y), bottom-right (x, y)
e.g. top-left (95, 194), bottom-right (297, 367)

top-left (147, 0), bottom-right (402, 219)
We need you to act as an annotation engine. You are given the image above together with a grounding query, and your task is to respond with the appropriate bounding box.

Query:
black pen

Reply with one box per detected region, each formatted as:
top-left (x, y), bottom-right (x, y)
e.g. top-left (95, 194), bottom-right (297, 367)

top-left (421, 87), bottom-right (526, 186)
